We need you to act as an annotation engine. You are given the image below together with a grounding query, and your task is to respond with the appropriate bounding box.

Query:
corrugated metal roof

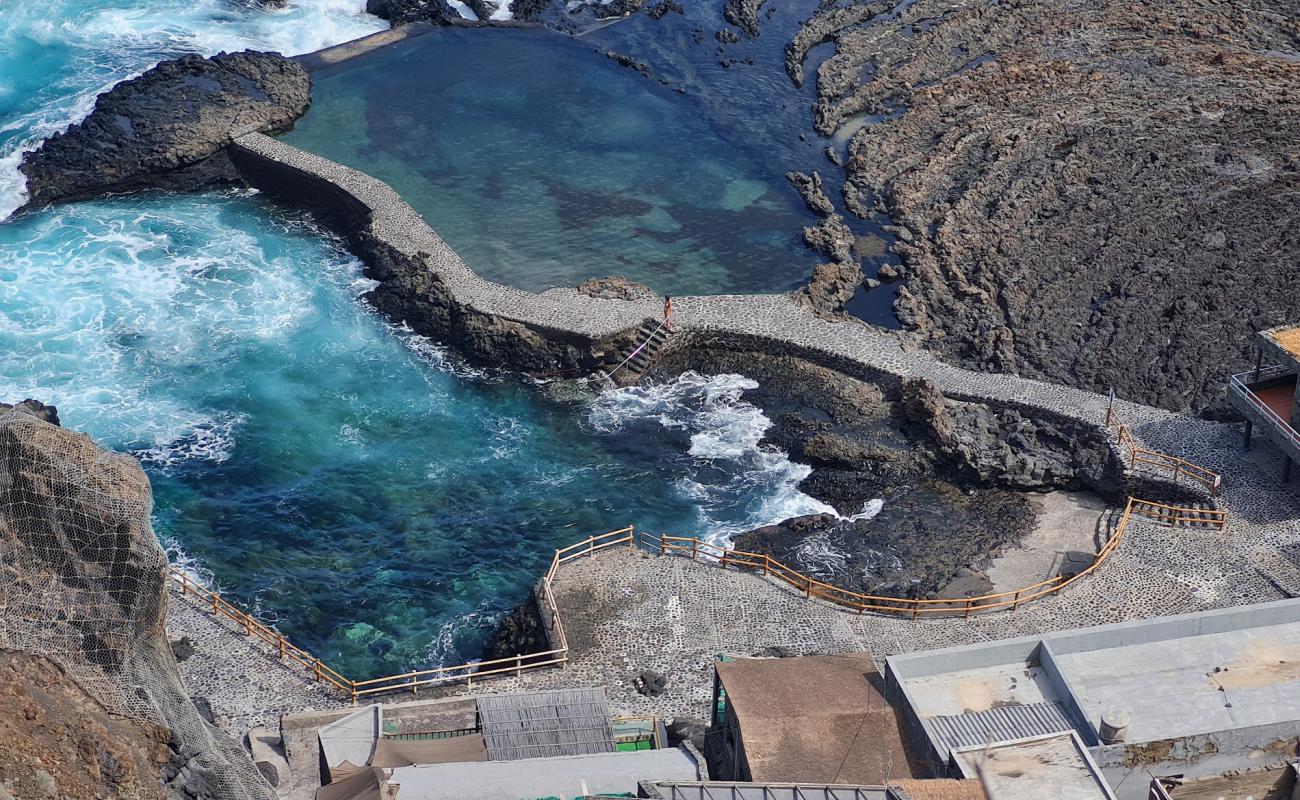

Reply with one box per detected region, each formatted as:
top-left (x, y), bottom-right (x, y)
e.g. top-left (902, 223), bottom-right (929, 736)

top-left (476, 689), bottom-right (615, 761)
top-left (926, 702), bottom-right (1075, 755)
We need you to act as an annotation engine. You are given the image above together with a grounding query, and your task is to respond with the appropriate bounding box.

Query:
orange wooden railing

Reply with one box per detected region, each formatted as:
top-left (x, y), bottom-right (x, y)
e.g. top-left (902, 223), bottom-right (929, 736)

top-left (171, 492), bottom-right (1226, 699)
top-left (168, 526), bottom-right (641, 702)
top-left (649, 495), bottom-right (1224, 618)
top-left (1105, 407), bottom-right (1221, 495)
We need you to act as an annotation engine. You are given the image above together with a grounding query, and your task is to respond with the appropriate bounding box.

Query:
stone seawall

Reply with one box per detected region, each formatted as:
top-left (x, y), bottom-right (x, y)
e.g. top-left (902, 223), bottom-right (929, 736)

top-left (229, 131), bottom-right (1175, 498)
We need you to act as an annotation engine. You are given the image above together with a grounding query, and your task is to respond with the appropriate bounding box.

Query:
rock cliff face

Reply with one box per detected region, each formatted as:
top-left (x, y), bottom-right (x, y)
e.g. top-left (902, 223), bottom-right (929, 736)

top-left (0, 408), bottom-right (273, 800)
top-left (18, 51), bottom-right (310, 210)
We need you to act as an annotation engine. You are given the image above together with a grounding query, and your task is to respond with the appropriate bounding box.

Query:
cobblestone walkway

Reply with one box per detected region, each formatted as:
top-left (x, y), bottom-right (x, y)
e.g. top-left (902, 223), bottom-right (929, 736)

top-left (166, 585), bottom-right (346, 734)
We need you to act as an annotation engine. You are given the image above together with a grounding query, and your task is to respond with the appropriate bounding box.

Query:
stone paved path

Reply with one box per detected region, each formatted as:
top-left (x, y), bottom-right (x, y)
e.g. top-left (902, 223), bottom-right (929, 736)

top-left (166, 585), bottom-right (346, 735)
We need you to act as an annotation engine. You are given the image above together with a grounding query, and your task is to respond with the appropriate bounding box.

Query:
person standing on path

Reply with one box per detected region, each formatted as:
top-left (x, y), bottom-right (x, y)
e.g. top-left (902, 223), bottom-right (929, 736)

top-left (663, 295), bottom-right (674, 332)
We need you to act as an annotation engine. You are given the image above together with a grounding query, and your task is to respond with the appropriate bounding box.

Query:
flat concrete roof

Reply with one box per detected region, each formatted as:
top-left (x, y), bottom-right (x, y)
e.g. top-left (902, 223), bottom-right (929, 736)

top-left (888, 599), bottom-right (1300, 758)
top-left (902, 663), bottom-right (1063, 718)
top-left (952, 732), bottom-right (1115, 800)
top-left (388, 748), bottom-right (699, 799)
top-left (1054, 621), bottom-right (1300, 742)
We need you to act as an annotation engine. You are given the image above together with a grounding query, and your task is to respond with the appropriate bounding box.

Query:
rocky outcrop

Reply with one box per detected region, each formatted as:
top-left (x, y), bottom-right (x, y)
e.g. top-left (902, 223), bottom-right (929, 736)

top-left (364, 0), bottom-right (463, 23)
top-left (722, 0), bottom-right (768, 37)
top-left (481, 596), bottom-right (549, 661)
top-left (793, 261), bottom-right (863, 318)
top-left (901, 378), bottom-right (1123, 495)
top-left (578, 276), bottom-right (657, 301)
top-left (0, 650), bottom-right (171, 800)
top-left (0, 409), bottom-right (273, 800)
top-left (736, 481), bottom-right (1035, 597)
top-left (18, 51), bottom-right (310, 210)
top-left (0, 399), bottom-right (59, 426)
top-left (785, 170), bottom-right (835, 217)
top-left (791, 0), bottom-right (1300, 412)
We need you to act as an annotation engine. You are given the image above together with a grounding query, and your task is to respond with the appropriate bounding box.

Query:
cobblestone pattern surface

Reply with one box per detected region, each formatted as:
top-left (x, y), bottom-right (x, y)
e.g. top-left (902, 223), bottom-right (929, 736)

top-left (166, 584), bottom-right (346, 735)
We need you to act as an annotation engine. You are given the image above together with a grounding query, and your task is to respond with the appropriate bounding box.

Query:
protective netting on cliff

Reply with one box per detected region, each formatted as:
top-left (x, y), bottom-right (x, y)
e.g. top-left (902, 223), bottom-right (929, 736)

top-left (0, 410), bottom-right (273, 800)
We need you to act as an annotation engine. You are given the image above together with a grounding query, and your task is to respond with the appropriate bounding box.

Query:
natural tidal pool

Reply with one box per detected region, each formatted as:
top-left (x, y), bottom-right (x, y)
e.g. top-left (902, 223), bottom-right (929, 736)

top-left (0, 191), bottom-right (831, 677)
top-left (282, 27), bottom-right (822, 296)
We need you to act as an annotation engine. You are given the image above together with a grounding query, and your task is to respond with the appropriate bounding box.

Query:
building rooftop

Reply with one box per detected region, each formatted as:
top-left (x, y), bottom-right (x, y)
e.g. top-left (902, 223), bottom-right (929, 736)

top-left (716, 654), bottom-right (925, 785)
top-left (388, 748), bottom-right (698, 800)
top-left (1263, 324), bottom-right (1300, 362)
top-left (951, 732), bottom-right (1114, 800)
top-left (888, 600), bottom-right (1300, 763)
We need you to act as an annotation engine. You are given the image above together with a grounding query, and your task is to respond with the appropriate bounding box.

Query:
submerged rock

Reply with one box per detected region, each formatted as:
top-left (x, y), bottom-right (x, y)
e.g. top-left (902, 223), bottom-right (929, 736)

top-left (19, 51), bottom-right (310, 210)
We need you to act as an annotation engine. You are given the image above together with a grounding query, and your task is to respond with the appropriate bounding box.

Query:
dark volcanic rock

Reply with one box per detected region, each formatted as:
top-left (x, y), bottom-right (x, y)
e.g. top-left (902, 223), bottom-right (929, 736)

top-left (481, 596), bottom-right (549, 660)
top-left (800, 214), bottom-right (856, 264)
top-left (633, 669), bottom-right (668, 696)
top-left (577, 276), bottom-right (657, 301)
top-left (666, 717), bottom-right (707, 749)
top-left (785, 170), bottom-right (835, 216)
top-left (647, 0), bottom-right (684, 19)
top-left (791, 0), bottom-right (1300, 412)
top-left (793, 261), bottom-right (863, 318)
top-left (737, 482), bottom-right (1035, 597)
top-left (0, 399), bottom-right (59, 426)
top-left (723, 0), bottom-right (768, 37)
top-left (19, 51), bottom-right (310, 210)
top-left (365, 0), bottom-right (462, 23)
top-left (169, 637), bottom-right (196, 662)
top-left (901, 378), bottom-right (1123, 495)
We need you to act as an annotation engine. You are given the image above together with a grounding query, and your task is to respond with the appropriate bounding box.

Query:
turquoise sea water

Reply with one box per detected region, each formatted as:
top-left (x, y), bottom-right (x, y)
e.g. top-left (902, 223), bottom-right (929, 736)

top-left (0, 4), bottom-right (834, 676)
top-left (283, 28), bottom-right (820, 295)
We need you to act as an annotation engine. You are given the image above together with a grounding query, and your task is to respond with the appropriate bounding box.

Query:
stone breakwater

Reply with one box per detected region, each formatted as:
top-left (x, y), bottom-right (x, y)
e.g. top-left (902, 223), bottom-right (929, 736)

top-left (228, 131), bottom-right (1181, 500)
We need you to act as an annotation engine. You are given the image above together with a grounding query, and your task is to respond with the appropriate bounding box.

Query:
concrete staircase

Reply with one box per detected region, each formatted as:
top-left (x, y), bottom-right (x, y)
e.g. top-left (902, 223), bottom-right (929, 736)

top-left (595, 320), bottom-right (672, 387)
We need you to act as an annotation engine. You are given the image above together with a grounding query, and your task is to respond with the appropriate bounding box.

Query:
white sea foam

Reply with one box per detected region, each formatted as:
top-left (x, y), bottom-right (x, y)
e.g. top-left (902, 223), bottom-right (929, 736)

top-left (589, 372), bottom-right (837, 546)
top-left (447, 0), bottom-right (480, 20)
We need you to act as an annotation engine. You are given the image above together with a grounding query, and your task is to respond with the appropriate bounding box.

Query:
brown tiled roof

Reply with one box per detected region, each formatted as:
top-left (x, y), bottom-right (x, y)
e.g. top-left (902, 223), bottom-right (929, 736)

top-left (890, 779), bottom-right (988, 800)
top-left (716, 654), bottom-right (926, 785)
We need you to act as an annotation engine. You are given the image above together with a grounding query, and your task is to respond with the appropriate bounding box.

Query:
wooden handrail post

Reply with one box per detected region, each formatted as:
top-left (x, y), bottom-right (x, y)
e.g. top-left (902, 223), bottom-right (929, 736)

top-left (804, 577), bottom-right (811, 599)
top-left (721, 550), bottom-right (729, 569)
top-left (628, 525), bottom-right (636, 549)
top-left (1012, 589), bottom-right (1021, 610)
top-left (762, 557), bottom-right (769, 577)
top-left (244, 616), bottom-right (252, 637)
top-left (278, 637), bottom-right (286, 660)
top-left (658, 537), bottom-right (665, 556)
top-left (516, 654), bottom-right (523, 677)
top-left (963, 600), bottom-right (972, 619)
top-left (313, 659), bottom-right (321, 682)
top-left (181, 573), bottom-right (188, 595)
top-left (691, 540), bottom-right (698, 560)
